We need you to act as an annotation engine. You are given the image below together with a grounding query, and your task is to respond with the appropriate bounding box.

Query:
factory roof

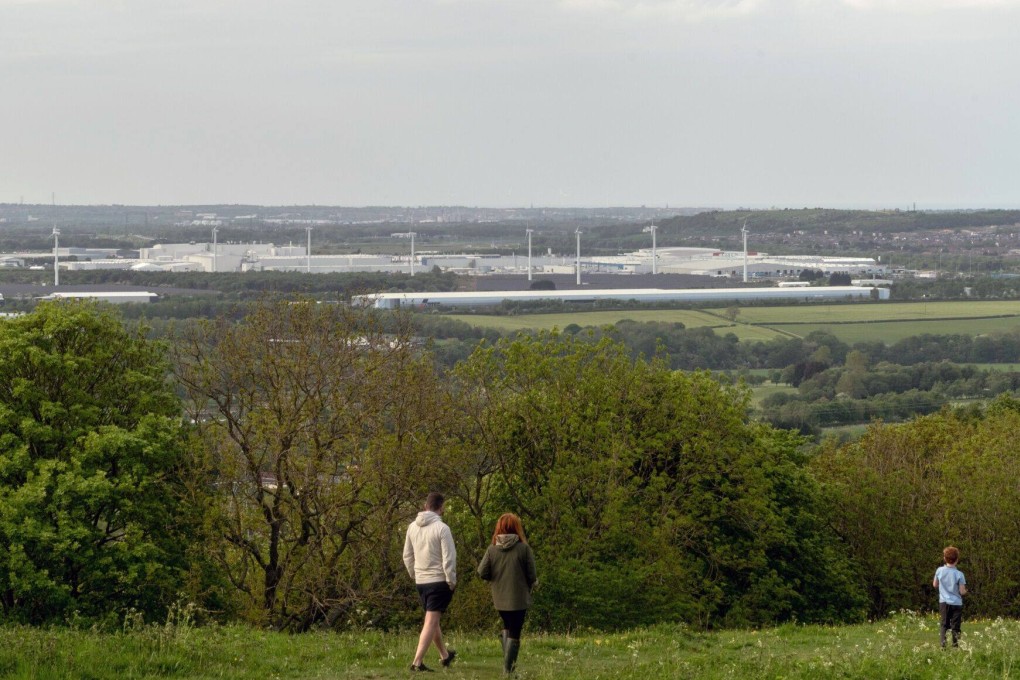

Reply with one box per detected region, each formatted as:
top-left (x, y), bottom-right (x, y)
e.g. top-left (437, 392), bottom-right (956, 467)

top-left (358, 286), bottom-right (887, 308)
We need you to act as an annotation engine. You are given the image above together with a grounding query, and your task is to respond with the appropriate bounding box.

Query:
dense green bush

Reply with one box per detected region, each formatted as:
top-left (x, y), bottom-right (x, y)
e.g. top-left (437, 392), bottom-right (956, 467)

top-left (813, 398), bottom-right (1020, 618)
top-left (0, 303), bottom-right (188, 624)
top-left (450, 332), bottom-right (866, 630)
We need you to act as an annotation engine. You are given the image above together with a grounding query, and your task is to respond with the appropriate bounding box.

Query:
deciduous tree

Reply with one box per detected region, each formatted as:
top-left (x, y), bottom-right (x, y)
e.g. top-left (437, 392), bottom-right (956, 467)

top-left (173, 300), bottom-right (459, 630)
top-left (0, 303), bottom-right (186, 623)
top-left (452, 331), bottom-right (864, 629)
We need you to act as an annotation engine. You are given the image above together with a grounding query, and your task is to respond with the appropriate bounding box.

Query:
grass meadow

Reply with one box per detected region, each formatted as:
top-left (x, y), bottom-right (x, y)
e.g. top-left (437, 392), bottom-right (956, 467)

top-left (748, 383), bottom-right (797, 405)
top-left (444, 300), bottom-right (1020, 344)
top-left (724, 300), bottom-right (1020, 325)
top-left (3, 613), bottom-right (1018, 679)
top-left (445, 310), bottom-right (734, 334)
top-left (761, 318), bottom-right (1020, 344)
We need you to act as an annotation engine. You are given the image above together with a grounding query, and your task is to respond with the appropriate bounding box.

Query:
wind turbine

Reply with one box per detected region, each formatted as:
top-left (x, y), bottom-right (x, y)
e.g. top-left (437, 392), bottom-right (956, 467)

top-left (643, 224), bottom-right (658, 275)
top-left (390, 232), bottom-right (417, 275)
top-left (741, 220), bottom-right (750, 283)
top-left (305, 226), bottom-right (313, 273)
top-left (525, 228), bottom-right (534, 282)
top-left (575, 228), bottom-right (582, 286)
top-left (52, 227), bottom-right (60, 286)
top-left (211, 226), bottom-right (219, 273)
top-left (409, 231), bottom-right (417, 276)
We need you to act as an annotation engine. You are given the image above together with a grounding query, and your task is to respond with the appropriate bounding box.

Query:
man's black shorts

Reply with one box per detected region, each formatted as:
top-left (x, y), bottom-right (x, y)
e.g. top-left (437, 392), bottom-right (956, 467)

top-left (417, 582), bottom-right (454, 613)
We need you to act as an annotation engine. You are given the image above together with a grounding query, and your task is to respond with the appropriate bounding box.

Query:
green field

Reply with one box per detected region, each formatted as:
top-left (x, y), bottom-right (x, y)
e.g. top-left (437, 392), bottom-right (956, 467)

top-left (971, 363), bottom-right (1020, 372)
top-left (443, 310), bottom-right (787, 341)
top-left (447, 310), bottom-right (727, 332)
top-left (749, 383), bottom-right (796, 406)
top-left (444, 300), bottom-right (1020, 345)
top-left (723, 300), bottom-right (1020, 324)
top-left (770, 317), bottom-right (1020, 344)
top-left (3, 613), bottom-right (1017, 679)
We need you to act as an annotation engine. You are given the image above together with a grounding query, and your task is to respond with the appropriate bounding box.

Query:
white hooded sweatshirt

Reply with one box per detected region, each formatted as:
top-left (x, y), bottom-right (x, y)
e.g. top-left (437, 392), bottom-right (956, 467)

top-left (403, 510), bottom-right (457, 587)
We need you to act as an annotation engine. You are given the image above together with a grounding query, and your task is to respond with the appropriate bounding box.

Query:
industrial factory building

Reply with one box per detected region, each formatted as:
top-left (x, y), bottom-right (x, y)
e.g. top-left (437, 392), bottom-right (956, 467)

top-left (358, 286), bottom-right (888, 310)
top-left (10, 241), bottom-right (886, 280)
top-left (36, 291), bottom-right (159, 304)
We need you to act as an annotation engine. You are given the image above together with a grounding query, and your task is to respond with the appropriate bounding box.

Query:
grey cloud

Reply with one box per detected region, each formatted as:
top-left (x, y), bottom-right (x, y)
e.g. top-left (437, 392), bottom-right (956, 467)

top-left (1, 0), bottom-right (1019, 205)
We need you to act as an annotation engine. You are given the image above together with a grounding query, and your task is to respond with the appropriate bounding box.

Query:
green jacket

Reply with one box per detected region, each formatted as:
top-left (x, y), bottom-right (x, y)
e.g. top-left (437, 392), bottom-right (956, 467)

top-left (477, 534), bottom-right (538, 611)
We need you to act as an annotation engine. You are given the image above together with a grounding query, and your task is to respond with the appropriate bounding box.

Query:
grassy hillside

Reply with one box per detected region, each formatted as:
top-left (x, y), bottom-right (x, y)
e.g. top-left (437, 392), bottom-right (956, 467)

top-left (3, 613), bottom-right (1016, 679)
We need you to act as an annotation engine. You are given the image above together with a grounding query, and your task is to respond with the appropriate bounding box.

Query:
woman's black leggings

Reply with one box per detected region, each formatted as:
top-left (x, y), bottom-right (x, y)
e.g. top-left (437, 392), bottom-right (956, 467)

top-left (498, 609), bottom-right (528, 639)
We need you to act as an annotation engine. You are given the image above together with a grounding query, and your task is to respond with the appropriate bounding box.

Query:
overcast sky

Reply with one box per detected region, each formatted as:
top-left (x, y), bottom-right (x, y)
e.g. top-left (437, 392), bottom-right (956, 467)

top-left (2, 0), bottom-right (1019, 208)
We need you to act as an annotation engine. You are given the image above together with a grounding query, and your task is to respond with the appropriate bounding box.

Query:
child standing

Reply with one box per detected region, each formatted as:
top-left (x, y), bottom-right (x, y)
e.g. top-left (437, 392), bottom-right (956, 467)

top-left (933, 546), bottom-right (967, 648)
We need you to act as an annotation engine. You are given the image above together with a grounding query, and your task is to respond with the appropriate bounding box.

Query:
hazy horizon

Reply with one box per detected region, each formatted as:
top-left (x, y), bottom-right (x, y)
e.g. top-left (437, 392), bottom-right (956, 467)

top-left (5, 201), bottom-right (1019, 213)
top-left (3, 0), bottom-right (1019, 208)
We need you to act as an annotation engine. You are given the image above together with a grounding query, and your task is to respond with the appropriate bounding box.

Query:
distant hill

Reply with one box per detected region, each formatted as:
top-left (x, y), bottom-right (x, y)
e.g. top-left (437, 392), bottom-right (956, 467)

top-left (657, 208), bottom-right (1020, 237)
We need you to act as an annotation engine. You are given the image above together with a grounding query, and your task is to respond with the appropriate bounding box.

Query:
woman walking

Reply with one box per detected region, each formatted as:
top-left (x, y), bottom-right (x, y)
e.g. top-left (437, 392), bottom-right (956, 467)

top-left (477, 513), bottom-right (537, 675)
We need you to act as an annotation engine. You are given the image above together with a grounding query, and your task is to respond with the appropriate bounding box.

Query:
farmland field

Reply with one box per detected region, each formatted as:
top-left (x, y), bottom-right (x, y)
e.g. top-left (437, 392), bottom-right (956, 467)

top-left (442, 310), bottom-right (788, 341)
top-left (717, 300), bottom-right (1020, 325)
top-left (3, 613), bottom-right (1017, 679)
top-left (767, 317), bottom-right (1020, 344)
top-left (443, 300), bottom-right (1020, 345)
top-left (445, 310), bottom-right (787, 341)
top-left (970, 363), bottom-right (1020, 371)
top-left (748, 383), bottom-right (797, 405)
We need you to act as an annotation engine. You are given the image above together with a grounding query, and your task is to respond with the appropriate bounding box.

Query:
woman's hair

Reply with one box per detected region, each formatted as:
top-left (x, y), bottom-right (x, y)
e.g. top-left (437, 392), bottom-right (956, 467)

top-left (943, 546), bottom-right (960, 565)
top-left (492, 513), bottom-right (527, 544)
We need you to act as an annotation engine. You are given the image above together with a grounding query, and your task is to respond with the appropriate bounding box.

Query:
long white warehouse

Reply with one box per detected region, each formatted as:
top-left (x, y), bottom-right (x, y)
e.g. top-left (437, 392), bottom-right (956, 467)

top-left (358, 286), bottom-right (889, 309)
top-left (37, 291), bottom-right (159, 304)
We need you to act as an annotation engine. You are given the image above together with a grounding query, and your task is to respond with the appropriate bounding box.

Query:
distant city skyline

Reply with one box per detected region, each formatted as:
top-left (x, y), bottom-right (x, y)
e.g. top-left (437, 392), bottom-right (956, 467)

top-left (3, 201), bottom-right (1020, 211)
top-left (5, 201), bottom-right (1020, 212)
top-left (2, 0), bottom-right (1019, 208)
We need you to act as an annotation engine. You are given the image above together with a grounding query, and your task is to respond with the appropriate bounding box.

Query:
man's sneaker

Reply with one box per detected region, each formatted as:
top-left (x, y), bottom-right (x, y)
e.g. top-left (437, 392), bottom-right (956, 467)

top-left (409, 663), bottom-right (434, 672)
top-left (441, 650), bottom-right (457, 667)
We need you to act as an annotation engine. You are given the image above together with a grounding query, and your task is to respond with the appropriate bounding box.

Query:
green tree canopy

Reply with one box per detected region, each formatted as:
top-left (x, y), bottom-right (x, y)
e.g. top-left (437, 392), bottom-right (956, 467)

top-left (813, 398), bottom-right (1020, 619)
top-left (453, 332), bottom-right (864, 629)
top-left (0, 303), bottom-right (186, 623)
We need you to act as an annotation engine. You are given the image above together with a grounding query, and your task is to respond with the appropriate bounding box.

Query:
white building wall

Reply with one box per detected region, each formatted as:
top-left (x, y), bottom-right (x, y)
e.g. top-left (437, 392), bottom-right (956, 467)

top-left (359, 286), bottom-right (890, 309)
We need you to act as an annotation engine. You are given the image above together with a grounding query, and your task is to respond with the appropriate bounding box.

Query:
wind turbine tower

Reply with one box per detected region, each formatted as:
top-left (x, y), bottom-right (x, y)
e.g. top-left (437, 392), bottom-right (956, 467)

top-left (643, 224), bottom-right (658, 275)
top-left (305, 226), bottom-right (312, 273)
top-left (575, 228), bottom-right (582, 286)
top-left (409, 232), bottom-right (417, 276)
top-left (526, 228), bottom-right (534, 282)
top-left (741, 220), bottom-right (749, 283)
top-left (52, 227), bottom-right (60, 286)
top-left (211, 226), bottom-right (219, 273)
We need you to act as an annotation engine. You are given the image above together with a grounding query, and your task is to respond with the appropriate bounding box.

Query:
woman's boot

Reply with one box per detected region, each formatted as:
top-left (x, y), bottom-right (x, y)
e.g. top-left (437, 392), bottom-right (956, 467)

top-left (503, 638), bottom-right (520, 674)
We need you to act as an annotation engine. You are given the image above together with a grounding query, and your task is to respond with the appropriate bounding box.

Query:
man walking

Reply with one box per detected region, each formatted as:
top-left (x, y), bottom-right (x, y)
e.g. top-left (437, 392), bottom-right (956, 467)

top-left (404, 492), bottom-right (457, 672)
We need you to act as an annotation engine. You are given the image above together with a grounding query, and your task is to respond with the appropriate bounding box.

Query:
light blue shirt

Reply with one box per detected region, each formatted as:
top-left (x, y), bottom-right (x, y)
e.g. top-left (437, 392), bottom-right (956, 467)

top-left (934, 565), bottom-right (966, 606)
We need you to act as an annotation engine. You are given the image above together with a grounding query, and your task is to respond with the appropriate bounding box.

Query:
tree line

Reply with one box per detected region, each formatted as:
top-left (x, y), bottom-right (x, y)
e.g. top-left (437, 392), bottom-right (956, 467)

top-left (3, 301), bottom-right (1020, 633)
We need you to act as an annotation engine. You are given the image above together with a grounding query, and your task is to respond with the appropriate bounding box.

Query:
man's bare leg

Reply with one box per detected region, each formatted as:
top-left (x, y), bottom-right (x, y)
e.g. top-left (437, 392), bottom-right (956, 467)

top-left (432, 623), bottom-right (449, 660)
top-left (413, 611), bottom-right (442, 666)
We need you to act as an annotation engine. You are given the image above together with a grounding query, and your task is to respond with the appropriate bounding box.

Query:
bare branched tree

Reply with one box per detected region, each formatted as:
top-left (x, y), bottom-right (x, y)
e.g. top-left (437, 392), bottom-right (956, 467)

top-left (172, 300), bottom-right (458, 630)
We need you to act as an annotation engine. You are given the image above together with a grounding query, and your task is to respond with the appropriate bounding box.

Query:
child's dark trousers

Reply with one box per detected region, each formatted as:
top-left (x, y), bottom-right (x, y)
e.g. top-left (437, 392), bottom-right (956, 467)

top-left (939, 603), bottom-right (963, 647)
